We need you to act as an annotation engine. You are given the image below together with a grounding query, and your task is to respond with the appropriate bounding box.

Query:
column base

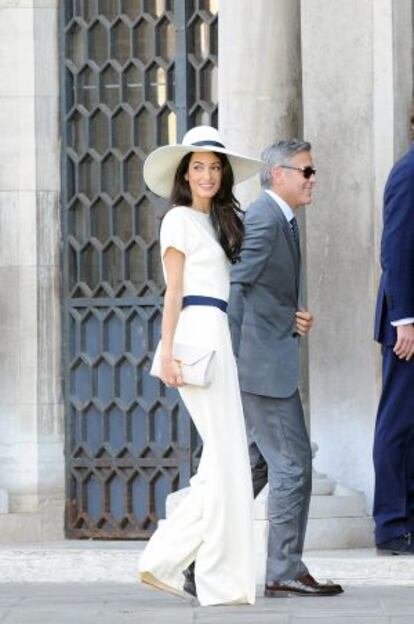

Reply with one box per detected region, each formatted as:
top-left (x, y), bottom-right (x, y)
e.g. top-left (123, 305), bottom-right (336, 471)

top-left (0, 489), bottom-right (9, 514)
top-left (0, 495), bottom-right (64, 543)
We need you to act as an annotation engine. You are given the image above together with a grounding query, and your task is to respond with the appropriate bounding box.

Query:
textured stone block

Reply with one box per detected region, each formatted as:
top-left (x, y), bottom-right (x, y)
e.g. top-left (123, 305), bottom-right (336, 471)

top-left (38, 495), bottom-right (65, 541)
top-left (0, 512), bottom-right (41, 543)
top-left (33, 7), bottom-right (59, 98)
top-left (10, 489), bottom-right (39, 513)
top-left (38, 265), bottom-right (61, 405)
top-left (0, 489), bottom-right (9, 513)
top-left (0, 352), bottom-right (19, 404)
top-left (36, 192), bottom-right (60, 266)
top-left (0, 192), bottom-right (37, 267)
top-left (0, 405), bottom-right (36, 444)
top-left (35, 99), bottom-right (60, 191)
top-left (0, 98), bottom-right (36, 191)
top-left (0, 266), bottom-right (21, 336)
top-left (37, 402), bottom-right (64, 443)
top-left (0, 7), bottom-right (34, 98)
top-left (38, 441), bottom-right (65, 491)
top-left (0, 434), bottom-right (39, 513)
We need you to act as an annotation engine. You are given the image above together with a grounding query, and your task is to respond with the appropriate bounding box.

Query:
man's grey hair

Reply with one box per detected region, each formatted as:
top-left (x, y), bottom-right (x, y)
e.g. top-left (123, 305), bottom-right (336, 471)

top-left (260, 139), bottom-right (312, 188)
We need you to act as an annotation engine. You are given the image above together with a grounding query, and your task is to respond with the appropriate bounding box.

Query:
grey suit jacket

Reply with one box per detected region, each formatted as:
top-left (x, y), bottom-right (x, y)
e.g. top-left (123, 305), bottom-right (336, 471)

top-left (228, 191), bottom-right (301, 399)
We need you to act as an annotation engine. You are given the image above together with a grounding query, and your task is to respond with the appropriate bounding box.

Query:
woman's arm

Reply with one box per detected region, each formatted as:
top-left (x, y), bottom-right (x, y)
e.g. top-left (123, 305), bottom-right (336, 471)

top-left (160, 247), bottom-right (185, 387)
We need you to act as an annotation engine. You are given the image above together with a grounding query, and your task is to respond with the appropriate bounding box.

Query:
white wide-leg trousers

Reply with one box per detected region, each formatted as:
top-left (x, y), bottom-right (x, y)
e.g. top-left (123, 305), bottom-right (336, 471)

top-left (139, 308), bottom-right (255, 606)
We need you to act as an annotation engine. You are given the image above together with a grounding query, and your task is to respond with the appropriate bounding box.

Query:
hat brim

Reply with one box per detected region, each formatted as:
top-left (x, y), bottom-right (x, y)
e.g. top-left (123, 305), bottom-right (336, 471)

top-left (143, 144), bottom-right (263, 198)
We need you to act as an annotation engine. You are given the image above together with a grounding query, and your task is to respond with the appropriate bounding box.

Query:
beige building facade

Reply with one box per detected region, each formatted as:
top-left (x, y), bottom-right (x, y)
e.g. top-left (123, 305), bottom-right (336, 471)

top-left (0, 0), bottom-right (412, 544)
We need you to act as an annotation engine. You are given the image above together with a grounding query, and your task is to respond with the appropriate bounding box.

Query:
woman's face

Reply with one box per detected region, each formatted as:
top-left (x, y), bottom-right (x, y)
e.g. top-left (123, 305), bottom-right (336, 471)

top-left (185, 151), bottom-right (222, 205)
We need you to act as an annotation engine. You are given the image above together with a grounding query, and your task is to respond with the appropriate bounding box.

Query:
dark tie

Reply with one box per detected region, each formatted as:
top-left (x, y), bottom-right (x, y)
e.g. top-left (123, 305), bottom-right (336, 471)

top-left (290, 216), bottom-right (300, 249)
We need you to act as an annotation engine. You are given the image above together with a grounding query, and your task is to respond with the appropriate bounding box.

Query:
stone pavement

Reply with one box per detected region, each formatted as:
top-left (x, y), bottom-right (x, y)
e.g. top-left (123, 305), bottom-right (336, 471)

top-left (0, 583), bottom-right (414, 624)
top-left (2, 543), bottom-right (414, 586)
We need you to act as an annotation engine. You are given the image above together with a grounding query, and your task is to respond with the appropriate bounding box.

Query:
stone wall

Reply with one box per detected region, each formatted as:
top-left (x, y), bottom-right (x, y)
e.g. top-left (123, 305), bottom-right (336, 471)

top-left (302, 0), bottom-right (413, 505)
top-left (219, 0), bottom-right (413, 510)
top-left (0, 0), bottom-right (412, 542)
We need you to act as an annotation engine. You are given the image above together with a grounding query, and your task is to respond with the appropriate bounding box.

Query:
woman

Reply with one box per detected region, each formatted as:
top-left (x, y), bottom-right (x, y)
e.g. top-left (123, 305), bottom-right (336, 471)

top-left (138, 126), bottom-right (262, 606)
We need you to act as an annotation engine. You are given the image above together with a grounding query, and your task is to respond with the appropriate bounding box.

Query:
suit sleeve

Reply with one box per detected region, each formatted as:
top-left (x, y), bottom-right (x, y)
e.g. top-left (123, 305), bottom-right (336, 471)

top-left (228, 203), bottom-right (277, 356)
top-left (381, 162), bottom-right (414, 321)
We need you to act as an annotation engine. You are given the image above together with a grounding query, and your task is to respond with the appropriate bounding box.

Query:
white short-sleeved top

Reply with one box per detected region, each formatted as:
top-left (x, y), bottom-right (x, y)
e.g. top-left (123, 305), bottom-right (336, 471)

top-left (160, 206), bottom-right (230, 302)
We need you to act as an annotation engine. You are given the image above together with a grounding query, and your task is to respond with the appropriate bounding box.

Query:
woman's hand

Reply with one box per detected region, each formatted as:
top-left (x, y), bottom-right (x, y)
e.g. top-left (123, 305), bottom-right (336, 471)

top-left (160, 355), bottom-right (184, 387)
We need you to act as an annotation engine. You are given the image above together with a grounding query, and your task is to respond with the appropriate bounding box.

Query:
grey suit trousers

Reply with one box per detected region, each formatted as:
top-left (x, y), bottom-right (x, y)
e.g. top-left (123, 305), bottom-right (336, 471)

top-left (241, 390), bottom-right (312, 581)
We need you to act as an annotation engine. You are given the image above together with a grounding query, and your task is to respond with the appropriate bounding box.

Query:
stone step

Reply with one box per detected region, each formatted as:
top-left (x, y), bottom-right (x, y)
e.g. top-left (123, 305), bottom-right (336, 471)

top-left (167, 485), bottom-right (370, 522)
top-left (167, 486), bottom-right (375, 552)
top-left (254, 484), bottom-right (368, 519)
top-left (0, 513), bottom-right (42, 543)
top-left (309, 492), bottom-right (367, 519)
top-left (0, 507), bottom-right (64, 544)
top-left (0, 543), bottom-right (412, 586)
top-left (254, 491), bottom-right (368, 520)
top-left (305, 516), bottom-right (374, 550)
top-left (312, 476), bottom-right (336, 496)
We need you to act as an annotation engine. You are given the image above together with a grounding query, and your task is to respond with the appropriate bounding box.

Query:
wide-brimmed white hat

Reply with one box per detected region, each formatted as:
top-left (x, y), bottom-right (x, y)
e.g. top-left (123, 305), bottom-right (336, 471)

top-left (143, 125), bottom-right (263, 198)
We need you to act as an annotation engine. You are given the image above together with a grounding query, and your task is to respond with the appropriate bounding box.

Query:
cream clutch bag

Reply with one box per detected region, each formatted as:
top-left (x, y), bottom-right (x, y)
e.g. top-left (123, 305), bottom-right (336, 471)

top-left (150, 341), bottom-right (216, 387)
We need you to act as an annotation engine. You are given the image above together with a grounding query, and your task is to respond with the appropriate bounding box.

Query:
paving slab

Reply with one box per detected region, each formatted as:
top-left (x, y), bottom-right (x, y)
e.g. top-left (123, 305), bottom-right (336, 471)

top-left (0, 584), bottom-right (413, 624)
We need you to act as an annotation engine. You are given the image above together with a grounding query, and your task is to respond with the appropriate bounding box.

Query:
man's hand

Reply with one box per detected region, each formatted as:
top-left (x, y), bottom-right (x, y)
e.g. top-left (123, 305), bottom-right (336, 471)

top-left (393, 324), bottom-right (414, 361)
top-left (296, 309), bottom-right (314, 336)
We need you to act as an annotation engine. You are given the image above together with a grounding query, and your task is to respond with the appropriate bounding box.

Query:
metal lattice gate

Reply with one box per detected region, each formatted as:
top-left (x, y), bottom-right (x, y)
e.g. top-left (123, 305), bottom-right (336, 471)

top-left (61, 0), bottom-right (218, 539)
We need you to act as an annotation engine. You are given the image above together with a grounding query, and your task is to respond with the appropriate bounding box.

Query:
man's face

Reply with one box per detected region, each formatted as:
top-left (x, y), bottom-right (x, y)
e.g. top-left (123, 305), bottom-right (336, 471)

top-left (271, 150), bottom-right (316, 209)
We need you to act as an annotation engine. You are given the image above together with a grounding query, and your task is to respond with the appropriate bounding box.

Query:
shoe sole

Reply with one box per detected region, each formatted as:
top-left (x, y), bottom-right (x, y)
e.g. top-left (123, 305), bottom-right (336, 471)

top-left (139, 572), bottom-right (185, 599)
top-left (264, 589), bottom-right (343, 598)
top-left (376, 549), bottom-right (414, 556)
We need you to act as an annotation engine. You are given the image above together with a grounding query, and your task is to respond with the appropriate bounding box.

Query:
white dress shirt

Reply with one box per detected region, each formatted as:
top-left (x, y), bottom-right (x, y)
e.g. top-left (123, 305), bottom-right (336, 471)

top-left (392, 318), bottom-right (414, 326)
top-left (265, 189), bottom-right (295, 223)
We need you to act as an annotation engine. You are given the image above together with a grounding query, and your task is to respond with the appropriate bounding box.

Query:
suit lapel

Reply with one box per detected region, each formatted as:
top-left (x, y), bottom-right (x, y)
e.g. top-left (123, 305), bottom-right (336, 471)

top-left (262, 192), bottom-right (301, 280)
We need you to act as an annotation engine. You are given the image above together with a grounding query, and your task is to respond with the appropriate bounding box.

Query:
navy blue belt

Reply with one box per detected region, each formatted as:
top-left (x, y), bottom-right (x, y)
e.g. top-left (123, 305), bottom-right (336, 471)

top-left (182, 295), bottom-right (228, 313)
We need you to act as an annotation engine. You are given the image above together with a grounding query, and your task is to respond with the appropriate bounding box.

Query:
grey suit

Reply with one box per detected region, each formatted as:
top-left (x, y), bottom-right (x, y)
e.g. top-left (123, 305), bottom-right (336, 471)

top-left (228, 191), bottom-right (312, 581)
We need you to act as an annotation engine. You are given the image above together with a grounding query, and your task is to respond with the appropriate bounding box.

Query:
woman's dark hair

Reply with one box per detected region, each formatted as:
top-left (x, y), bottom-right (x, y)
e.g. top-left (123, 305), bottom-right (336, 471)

top-left (169, 151), bottom-right (244, 263)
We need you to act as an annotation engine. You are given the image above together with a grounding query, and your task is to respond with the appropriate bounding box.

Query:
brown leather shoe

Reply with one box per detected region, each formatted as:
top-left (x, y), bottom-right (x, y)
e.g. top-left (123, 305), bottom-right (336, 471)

top-left (265, 573), bottom-right (344, 597)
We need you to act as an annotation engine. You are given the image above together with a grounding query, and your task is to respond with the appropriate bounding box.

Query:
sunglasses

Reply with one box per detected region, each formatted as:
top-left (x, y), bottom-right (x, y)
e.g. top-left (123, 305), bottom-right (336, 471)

top-left (279, 165), bottom-right (316, 179)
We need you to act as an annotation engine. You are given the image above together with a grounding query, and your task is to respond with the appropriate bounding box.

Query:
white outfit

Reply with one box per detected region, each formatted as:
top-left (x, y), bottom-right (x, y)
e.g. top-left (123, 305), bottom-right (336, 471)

top-left (139, 206), bottom-right (255, 606)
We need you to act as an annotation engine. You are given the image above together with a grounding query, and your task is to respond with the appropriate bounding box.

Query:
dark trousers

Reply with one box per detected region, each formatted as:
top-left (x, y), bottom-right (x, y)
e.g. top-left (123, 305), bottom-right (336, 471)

top-left (241, 390), bottom-right (312, 581)
top-left (373, 346), bottom-right (414, 544)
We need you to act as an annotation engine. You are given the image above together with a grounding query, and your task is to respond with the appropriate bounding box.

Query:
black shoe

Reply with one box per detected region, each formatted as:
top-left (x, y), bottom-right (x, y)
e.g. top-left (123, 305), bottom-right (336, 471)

top-left (377, 533), bottom-right (414, 555)
top-left (183, 562), bottom-right (197, 597)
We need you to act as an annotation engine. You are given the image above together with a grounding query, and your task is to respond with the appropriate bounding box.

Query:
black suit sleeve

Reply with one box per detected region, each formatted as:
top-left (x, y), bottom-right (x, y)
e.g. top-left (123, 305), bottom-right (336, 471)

top-left (381, 160), bottom-right (414, 321)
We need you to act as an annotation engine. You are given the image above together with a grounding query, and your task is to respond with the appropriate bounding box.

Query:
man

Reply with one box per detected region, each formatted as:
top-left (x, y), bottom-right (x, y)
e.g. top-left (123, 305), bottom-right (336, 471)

top-left (373, 142), bottom-right (414, 555)
top-left (228, 140), bottom-right (343, 596)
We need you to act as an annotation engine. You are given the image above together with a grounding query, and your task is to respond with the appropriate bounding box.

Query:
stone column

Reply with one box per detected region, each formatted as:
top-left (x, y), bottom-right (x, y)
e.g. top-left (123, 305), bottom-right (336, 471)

top-left (34, 1), bottom-right (64, 540)
top-left (0, 1), bottom-right (39, 519)
top-left (0, 0), bottom-right (62, 541)
top-left (301, 0), bottom-right (413, 506)
top-left (218, 0), bottom-right (302, 204)
top-left (217, 0), bottom-right (312, 422)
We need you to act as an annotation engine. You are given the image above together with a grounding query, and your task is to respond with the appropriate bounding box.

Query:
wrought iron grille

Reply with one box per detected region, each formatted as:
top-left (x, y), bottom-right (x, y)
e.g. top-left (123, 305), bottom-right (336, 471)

top-left (61, 0), bottom-right (218, 539)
